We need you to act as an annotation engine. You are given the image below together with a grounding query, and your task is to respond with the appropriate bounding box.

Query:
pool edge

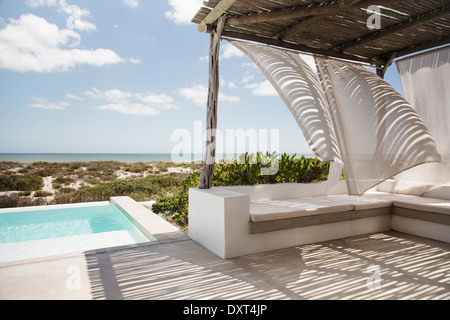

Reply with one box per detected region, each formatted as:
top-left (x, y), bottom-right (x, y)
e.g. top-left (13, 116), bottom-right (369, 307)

top-left (109, 196), bottom-right (188, 245)
top-left (0, 197), bottom-right (189, 265)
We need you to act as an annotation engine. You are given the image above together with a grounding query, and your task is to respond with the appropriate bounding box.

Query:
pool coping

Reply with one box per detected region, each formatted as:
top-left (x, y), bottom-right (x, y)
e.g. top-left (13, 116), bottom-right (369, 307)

top-left (109, 196), bottom-right (189, 245)
top-left (0, 201), bottom-right (111, 213)
top-left (0, 197), bottom-right (189, 266)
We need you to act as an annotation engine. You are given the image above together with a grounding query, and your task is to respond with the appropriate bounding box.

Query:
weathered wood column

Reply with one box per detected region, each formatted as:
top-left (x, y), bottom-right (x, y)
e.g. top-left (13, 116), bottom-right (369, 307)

top-left (199, 16), bottom-right (226, 189)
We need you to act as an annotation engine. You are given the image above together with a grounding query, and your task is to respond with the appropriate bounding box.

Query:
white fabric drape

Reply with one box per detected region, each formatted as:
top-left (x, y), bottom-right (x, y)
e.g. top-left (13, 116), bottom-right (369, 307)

top-left (393, 46), bottom-right (450, 195)
top-left (228, 40), bottom-right (341, 165)
top-left (229, 39), bottom-right (441, 196)
top-left (315, 56), bottom-right (441, 195)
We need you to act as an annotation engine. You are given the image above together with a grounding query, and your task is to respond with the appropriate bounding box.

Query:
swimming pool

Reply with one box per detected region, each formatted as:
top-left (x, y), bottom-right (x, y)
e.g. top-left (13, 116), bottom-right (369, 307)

top-left (0, 202), bottom-right (157, 263)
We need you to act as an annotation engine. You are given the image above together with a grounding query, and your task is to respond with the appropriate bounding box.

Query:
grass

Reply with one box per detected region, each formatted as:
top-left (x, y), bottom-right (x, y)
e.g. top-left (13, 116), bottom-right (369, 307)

top-left (0, 160), bottom-right (201, 209)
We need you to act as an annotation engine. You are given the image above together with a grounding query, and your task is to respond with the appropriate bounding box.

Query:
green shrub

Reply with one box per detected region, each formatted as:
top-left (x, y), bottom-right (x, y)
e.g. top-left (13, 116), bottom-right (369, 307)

top-left (152, 152), bottom-right (330, 230)
top-left (0, 174), bottom-right (43, 191)
top-left (14, 175), bottom-right (44, 191)
top-left (0, 174), bottom-right (12, 191)
top-left (34, 191), bottom-right (53, 197)
top-left (54, 177), bottom-right (75, 185)
top-left (0, 194), bottom-right (46, 208)
top-left (52, 175), bottom-right (183, 204)
top-left (59, 187), bottom-right (76, 194)
top-left (152, 172), bottom-right (200, 229)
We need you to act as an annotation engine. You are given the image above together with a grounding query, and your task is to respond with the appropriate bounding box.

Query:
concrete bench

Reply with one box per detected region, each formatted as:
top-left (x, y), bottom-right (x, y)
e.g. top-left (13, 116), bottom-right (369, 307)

top-left (249, 194), bottom-right (393, 234)
top-left (188, 182), bottom-right (450, 259)
top-left (249, 192), bottom-right (450, 235)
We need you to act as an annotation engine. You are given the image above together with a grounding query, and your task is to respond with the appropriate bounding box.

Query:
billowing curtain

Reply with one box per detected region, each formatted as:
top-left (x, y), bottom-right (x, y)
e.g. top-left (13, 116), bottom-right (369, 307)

top-left (393, 47), bottom-right (450, 195)
top-left (229, 39), bottom-right (441, 196)
top-left (228, 40), bottom-right (341, 164)
top-left (315, 56), bottom-right (441, 195)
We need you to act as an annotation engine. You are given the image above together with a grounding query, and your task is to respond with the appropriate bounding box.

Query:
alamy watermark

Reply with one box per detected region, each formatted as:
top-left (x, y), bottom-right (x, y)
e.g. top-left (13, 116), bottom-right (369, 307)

top-left (66, 265), bottom-right (82, 290)
top-left (366, 5), bottom-right (382, 30)
top-left (171, 121), bottom-right (280, 175)
top-left (66, 5), bottom-right (81, 30)
top-left (365, 265), bottom-right (382, 290)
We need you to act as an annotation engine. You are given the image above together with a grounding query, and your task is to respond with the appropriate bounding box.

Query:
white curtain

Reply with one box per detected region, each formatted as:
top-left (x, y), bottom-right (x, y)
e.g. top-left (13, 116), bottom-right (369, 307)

top-left (229, 39), bottom-right (441, 196)
top-left (315, 56), bottom-right (441, 195)
top-left (228, 40), bottom-right (341, 165)
top-left (393, 46), bottom-right (450, 195)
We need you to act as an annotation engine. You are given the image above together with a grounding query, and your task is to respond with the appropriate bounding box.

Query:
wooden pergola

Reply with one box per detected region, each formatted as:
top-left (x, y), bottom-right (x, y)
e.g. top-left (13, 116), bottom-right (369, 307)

top-left (192, 0), bottom-right (450, 189)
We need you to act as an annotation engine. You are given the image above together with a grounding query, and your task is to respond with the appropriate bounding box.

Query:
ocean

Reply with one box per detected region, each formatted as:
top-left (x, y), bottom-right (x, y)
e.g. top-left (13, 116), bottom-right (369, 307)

top-left (0, 153), bottom-right (197, 163)
top-left (0, 153), bottom-right (315, 163)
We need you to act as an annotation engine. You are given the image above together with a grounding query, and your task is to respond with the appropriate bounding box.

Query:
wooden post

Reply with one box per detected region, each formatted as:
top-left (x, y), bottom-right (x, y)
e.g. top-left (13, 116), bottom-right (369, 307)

top-left (199, 16), bottom-right (226, 189)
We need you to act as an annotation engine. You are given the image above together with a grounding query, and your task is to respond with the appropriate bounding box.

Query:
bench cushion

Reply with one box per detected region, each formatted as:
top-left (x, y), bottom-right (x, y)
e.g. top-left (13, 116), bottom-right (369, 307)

top-left (327, 194), bottom-right (393, 211)
top-left (393, 197), bottom-right (450, 215)
top-left (250, 196), bottom-right (354, 222)
top-left (249, 191), bottom-right (450, 223)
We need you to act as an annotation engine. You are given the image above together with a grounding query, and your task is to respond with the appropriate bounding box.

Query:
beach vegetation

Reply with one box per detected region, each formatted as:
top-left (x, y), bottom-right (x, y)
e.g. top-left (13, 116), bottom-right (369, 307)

top-left (0, 160), bottom-right (195, 208)
top-left (0, 155), bottom-right (330, 232)
top-left (152, 152), bottom-right (330, 230)
top-left (0, 194), bottom-right (46, 208)
top-left (52, 174), bottom-right (183, 204)
top-left (34, 191), bottom-right (53, 198)
top-left (54, 177), bottom-right (75, 185)
top-left (0, 174), bottom-right (43, 192)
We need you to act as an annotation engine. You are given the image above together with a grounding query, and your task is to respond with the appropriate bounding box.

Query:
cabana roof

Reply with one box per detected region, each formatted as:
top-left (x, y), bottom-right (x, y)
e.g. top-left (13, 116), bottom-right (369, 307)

top-left (192, 0), bottom-right (450, 190)
top-left (192, 0), bottom-right (450, 68)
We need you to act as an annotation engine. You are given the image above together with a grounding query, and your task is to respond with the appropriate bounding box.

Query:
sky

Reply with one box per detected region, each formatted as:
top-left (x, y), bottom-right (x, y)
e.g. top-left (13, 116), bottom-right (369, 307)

top-left (0, 0), bottom-right (405, 156)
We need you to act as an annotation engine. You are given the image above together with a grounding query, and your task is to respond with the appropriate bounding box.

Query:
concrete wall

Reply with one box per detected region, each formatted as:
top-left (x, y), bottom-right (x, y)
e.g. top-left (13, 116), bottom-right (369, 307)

top-left (188, 181), bottom-right (391, 259)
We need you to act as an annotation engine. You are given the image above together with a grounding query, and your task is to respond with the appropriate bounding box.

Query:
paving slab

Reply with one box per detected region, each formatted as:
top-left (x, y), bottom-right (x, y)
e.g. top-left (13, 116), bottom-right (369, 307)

top-left (1, 231), bottom-right (449, 300)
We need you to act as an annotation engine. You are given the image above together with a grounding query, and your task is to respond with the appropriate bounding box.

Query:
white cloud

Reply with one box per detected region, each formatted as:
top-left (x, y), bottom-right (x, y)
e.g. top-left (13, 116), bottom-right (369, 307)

top-left (29, 97), bottom-right (71, 110)
top-left (65, 93), bottom-right (84, 101)
top-left (177, 84), bottom-right (206, 107)
top-left (220, 93), bottom-right (240, 103)
top-left (86, 88), bottom-right (132, 102)
top-left (0, 14), bottom-right (123, 73)
top-left (165, 0), bottom-right (204, 25)
top-left (26, 0), bottom-right (96, 32)
top-left (122, 0), bottom-right (140, 8)
top-left (178, 84), bottom-right (240, 107)
top-left (95, 103), bottom-right (160, 116)
top-left (241, 74), bottom-right (255, 83)
top-left (67, 16), bottom-right (97, 33)
top-left (86, 88), bottom-right (178, 116)
top-left (26, 0), bottom-right (58, 7)
top-left (221, 43), bottom-right (245, 59)
top-left (128, 57), bottom-right (141, 64)
top-left (135, 93), bottom-right (175, 110)
top-left (245, 80), bottom-right (278, 97)
top-left (220, 78), bottom-right (237, 89)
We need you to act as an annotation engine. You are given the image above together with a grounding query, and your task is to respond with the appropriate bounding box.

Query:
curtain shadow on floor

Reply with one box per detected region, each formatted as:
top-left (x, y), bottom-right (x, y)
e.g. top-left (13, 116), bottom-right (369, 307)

top-left (84, 231), bottom-right (450, 300)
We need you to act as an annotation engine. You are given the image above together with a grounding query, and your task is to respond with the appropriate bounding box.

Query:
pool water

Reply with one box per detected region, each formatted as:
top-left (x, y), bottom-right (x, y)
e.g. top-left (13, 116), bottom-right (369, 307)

top-left (0, 203), bottom-right (155, 262)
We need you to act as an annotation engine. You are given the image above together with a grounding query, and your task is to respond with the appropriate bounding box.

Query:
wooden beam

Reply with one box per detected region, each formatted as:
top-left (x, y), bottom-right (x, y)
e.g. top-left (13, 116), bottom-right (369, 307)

top-left (199, 16), bottom-right (226, 189)
top-left (198, 0), bottom-right (237, 32)
top-left (392, 35), bottom-right (450, 60)
top-left (209, 28), bottom-right (384, 65)
top-left (277, 0), bottom-right (406, 40)
top-left (277, 0), bottom-right (361, 40)
top-left (225, 0), bottom-right (361, 27)
top-left (336, 4), bottom-right (450, 52)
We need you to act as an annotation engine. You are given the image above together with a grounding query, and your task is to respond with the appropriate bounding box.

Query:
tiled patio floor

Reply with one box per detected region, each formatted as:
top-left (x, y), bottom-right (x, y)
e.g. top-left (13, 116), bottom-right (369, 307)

top-left (1, 231), bottom-right (449, 300)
